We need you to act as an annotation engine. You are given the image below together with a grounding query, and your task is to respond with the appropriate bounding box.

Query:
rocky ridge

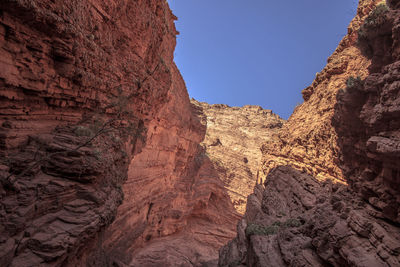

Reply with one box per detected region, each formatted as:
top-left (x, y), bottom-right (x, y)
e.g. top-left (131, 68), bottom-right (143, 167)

top-left (260, 0), bottom-right (380, 183)
top-left (0, 0), bottom-right (238, 266)
top-left (219, 0), bottom-right (400, 266)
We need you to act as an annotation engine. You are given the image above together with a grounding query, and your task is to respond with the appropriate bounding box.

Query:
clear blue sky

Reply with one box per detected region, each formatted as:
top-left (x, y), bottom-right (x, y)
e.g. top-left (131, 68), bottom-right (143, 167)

top-left (168, 1), bottom-right (359, 119)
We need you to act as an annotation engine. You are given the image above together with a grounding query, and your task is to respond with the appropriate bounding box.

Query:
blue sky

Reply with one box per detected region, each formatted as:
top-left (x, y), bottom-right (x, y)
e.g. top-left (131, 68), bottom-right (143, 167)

top-left (168, 1), bottom-right (359, 119)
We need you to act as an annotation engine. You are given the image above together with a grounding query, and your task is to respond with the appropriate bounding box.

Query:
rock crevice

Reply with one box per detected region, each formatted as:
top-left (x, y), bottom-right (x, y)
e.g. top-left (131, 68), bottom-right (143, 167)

top-left (219, 1), bottom-right (400, 266)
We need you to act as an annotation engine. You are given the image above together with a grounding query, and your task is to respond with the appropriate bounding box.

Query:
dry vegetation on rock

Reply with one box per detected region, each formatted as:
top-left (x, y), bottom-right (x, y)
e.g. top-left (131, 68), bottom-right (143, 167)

top-left (0, 0), bottom-right (399, 266)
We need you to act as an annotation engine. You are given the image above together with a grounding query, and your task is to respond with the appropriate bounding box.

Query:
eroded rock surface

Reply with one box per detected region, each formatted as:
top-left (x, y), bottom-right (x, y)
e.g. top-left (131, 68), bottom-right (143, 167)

top-left (219, 166), bottom-right (400, 267)
top-left (103, 84), bottom-right (239, 267)
top-left (260, 0), bottom-right (380, 182)
top-left (220, 0), bottom-right (400, 266)
top-left (334, 0), bottom-right (400, 230)
top-left (191, 100), bottom-right (284, 214)
top-left (0, 0), bottom-right (239, 266)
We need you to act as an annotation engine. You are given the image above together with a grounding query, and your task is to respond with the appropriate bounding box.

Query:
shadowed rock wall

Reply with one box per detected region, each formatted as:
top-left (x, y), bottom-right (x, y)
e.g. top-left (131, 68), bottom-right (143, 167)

top-left (219, 1), bottom-right (400, 266)
top-left (0, 1), bottom-right (239, 266)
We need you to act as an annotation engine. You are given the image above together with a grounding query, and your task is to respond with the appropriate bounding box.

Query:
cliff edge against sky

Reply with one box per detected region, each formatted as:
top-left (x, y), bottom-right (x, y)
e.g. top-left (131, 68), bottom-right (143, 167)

top-left (220, 0), bottom-right (400, 266)
top-left (0, 0), bottom-right (399, 266)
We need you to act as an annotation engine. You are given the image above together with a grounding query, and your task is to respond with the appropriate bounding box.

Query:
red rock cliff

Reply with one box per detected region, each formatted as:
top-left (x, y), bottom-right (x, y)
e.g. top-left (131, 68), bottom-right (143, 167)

top-left (219, 0), bottom-right (400, 266)
top-left (191, 100), bottom-right (284, 214)
top-left (260, 0), bottom-right (380, 182)
top-left (0, 1), bottom-right (238, 266)
top-left (102, 52), bottom-right (239, 267)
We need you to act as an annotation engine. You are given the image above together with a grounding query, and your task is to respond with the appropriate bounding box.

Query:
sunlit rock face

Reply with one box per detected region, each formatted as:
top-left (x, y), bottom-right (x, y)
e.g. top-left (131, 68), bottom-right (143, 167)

top-left (260, 0), bottom-right (380, 183)
top-left (219, 0), bottom-right (400, 266)
top-left (2, 0), bottom-right (399, 266)
top-left (103, 74), bottom-right (240, 266)
top-left (0, 0), bottom-right (239, 266)
top-left (191, 99), bottom-right (284, 214)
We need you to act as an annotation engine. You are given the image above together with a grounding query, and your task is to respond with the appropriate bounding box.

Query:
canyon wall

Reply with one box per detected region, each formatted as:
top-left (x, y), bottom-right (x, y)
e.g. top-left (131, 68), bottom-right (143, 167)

top-left (101, 73), bottom-right (240, 266)
top-left (101, 100), bottom-right (284, 266)
top-left (191, 100), bottom-right (284, 214)
top-left (219, 0), bottom-right (400, 266)
top-left (260, 0), bottom-right (379, 183)
top-left (2, 0), bottom-right (399, 266)
top-left (0, 0), bottom-right (239, 266)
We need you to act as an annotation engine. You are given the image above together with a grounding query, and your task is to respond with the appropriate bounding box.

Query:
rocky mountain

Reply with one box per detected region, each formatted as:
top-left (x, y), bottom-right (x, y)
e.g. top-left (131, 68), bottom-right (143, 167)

top-left (219, 0), bottom-right (400, 266)
top-left (260, 0), bottom-right (379, 183)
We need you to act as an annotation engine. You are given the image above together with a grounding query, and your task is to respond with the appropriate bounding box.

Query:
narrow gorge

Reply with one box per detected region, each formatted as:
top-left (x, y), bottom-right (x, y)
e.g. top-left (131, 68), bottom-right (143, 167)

top-left (0, 0), bottom-right (399, 266)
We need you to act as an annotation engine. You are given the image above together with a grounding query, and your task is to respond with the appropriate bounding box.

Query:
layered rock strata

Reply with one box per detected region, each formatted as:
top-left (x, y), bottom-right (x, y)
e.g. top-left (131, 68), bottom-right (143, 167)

top-left (191, 100), bottom-right (284, 214)
top-left (220, 166), bottom-right (400, 267)
top-left (260, 0), bottom-right (380, 182)
top-left (0, 0), bottom-right (239, 266)
top-left (219, 0), bottom-right (400, 266)
top-left (102, 85), bottom-right (239, 266)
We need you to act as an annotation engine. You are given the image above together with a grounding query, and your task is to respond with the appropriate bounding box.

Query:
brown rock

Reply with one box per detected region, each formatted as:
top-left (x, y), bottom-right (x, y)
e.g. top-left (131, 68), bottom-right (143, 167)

top-left (191, 100), bottom-right (284, 214)
top-left (333, 3), bottom-right (400, 225)
top-left (260, 0), bottom-right (380, 183)
top-left (0, 0), bottom-right (224, 266)
top-left (102, 76), bottom-right (240, 266)
top-left (220, 1), bottom-right (400, 266)
top-left (0, 0), bottom-right (244, 265)
top-left (219, 166), bottom-right (400, 267)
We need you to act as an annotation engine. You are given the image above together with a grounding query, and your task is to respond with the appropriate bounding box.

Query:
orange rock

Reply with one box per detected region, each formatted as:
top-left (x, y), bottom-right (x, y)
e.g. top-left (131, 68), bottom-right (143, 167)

top-left (260, 0), bottom-right (379, 183)
top-left (191, 99), bottom-right (284, 214)
top-left (0, 0), bottom-right (243, 266)
top-left (220, 1), bottom-right (400, 266)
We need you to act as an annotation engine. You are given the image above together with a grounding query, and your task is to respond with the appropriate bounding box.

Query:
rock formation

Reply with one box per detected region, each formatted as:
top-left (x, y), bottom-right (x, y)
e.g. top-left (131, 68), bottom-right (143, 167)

top-left (219, 0), bottom-right (400, 266)
top-left (0, 0), bottom-right (239, 266)
top-left (101, 92), bottom-right (240, 265)
top-left (101, 100), bottom-right (284, 266)
top-left (191, 100), bottom-right (284, 214)
top-left (1, 0), bottom-right (399, 266)
top-left (260, 0), bottom-right (380, 183)
top-left (1, 0), bottom-right (272, 266)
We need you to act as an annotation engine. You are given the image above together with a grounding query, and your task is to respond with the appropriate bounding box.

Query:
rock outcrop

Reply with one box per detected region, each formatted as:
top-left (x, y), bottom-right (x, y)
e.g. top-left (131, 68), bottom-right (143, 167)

top-left (260, 0), bottom-right (380, 182)
top-left (0, 0), bottom-right (168, 264)
top-left (2, 0), bottom-right (399, 266)
top-left (100, 99), bottom-right (284, 266)
top-left (219, 1), bottom-right (400, 266)
top-left (334, 0), bottom-right (400, 228)
top-left (102, 86), bottom-right (240, 266)
top-left (191, 100), bottom-right (284, 214)
top-left (0, 0), bottom-right (238, 266)
top-left (220, 166), bottom-right (400, 267)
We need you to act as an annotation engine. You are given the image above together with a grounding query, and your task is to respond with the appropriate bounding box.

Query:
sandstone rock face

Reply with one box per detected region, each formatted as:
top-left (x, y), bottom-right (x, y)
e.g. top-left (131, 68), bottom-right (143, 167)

top-left (191, 100), bottom-right (284, 214)
top-left (0, 0), bottom-right (239, 266)
top-left (219, 1), bottom-right (400, 266)
top-left (110, 98), bottom-right (284, 266)
top-left (220, 166), bottom-right (400, 267)
top-left (261, 0), bottom-right (380, 182)
top-left (334, 0), bottom-right (400, 229)
top-left (102, 79), bottom-right (239, 266)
